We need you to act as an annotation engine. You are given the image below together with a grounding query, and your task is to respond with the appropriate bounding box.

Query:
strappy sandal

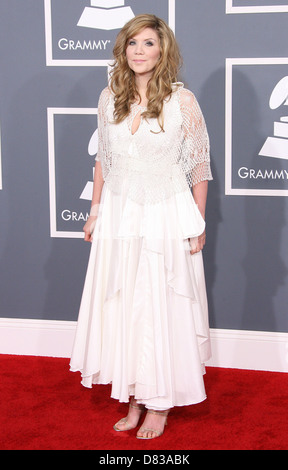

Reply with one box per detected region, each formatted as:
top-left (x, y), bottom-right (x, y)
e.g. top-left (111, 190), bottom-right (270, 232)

top-left (113, 398), bottom-right (145, 432)
top-left (136, 409), bottom-right (169, 440)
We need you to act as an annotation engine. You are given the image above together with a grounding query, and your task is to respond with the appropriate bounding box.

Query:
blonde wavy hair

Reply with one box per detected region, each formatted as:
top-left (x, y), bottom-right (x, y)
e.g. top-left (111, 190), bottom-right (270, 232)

top-left (109, 14), bottom-right (182, 131)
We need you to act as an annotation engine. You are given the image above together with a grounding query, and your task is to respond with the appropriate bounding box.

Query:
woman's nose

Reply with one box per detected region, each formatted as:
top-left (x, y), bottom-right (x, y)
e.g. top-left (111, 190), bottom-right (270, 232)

top-left (135, 43), bottom-right (144, 54)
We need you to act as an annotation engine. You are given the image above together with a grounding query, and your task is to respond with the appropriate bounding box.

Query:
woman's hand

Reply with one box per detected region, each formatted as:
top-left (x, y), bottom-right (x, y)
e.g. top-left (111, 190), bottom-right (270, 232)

top-left (83, 215), bottom-right (97, 243)
top-left (189, 230), bottom-right (206, 255)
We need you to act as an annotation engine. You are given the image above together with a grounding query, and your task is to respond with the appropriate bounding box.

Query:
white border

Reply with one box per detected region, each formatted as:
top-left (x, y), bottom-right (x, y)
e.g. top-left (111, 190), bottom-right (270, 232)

top-left (1, 318), bottom-right (288, 372)
top-left (44, 0), bottom-right (176, 67)
top-left (226, 0), bottom-right (288, 14)
top-left (225, 57), bottom-right (288, 197)
top-left (47, 107), bottom-right (98, 238)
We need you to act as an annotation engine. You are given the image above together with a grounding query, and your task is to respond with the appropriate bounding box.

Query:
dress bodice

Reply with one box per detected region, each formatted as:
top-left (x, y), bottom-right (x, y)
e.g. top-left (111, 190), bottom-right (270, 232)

top-left (96, 83), bottom-right (212, 204)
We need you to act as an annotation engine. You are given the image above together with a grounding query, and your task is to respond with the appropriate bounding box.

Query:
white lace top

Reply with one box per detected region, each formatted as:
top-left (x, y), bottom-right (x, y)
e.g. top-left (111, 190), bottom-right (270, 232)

top-left (96, 83), bottom-right (212, 205)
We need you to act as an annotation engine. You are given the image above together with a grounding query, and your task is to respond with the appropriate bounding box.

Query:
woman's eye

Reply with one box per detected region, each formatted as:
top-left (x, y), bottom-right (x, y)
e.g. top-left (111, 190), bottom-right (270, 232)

top-left (128, 40), bottom-right (136, 46)
top-left (145, 41), bottom-right (153, 47)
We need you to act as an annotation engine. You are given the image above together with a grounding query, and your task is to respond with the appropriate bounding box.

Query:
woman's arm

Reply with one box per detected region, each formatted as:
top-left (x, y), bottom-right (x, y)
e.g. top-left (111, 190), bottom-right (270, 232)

top-left (83, 160), bottom-right (104, 242)
top-left (190, 180), bottom-right (208, 254)
top-left (178, 88), bottom-right (212, 255)
top-left (193, 179), bottom-right (208, 220)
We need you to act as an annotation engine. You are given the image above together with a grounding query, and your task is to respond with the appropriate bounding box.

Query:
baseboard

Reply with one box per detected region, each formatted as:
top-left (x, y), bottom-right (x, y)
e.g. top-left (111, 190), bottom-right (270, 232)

top-left (0, 318), bottom-right (77, 359)
top-left (0, 318), bottom-right (288, 373)
top-left (207, 328), bottom-right (288, 373)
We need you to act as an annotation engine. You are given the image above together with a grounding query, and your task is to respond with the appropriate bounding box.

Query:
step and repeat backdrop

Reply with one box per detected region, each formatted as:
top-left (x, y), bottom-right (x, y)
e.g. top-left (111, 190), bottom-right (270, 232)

top-left (0, 0), bottom-right (288, 334)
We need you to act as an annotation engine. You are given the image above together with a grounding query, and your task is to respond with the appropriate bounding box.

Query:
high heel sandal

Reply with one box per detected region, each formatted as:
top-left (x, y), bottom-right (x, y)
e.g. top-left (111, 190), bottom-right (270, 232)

top-left (136, 409), bottom-right (169, 440)
top-left (113, 398), bottom-right (145, 432)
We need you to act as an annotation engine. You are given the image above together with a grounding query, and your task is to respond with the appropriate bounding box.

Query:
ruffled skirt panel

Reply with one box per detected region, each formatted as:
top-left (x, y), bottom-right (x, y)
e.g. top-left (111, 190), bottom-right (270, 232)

top-left (70, 181), bottom-right (211, 409)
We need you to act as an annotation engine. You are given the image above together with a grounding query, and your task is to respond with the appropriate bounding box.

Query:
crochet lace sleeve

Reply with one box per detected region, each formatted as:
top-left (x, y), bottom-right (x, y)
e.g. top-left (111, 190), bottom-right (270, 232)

top-left (179, 87), bottom-right (212, 188)
top-left (95, 87), bottom-right (111, 180)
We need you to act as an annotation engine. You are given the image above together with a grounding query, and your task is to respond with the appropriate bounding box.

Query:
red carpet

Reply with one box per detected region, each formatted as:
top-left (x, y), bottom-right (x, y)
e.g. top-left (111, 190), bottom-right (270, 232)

top-left (0, 355), bottom-right (287, 450)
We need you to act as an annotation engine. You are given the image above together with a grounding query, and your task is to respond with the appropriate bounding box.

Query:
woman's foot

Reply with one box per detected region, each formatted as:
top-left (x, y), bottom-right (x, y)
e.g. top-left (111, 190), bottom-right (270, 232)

top-left (113, 397), bottom-right (145, 432)
top-left (136, 409), bottom-right (169, 440)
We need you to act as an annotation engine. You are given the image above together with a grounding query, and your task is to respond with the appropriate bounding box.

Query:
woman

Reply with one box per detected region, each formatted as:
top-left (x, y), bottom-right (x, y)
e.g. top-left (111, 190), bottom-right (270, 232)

top-left (70, 14), bottom-right (212, 440)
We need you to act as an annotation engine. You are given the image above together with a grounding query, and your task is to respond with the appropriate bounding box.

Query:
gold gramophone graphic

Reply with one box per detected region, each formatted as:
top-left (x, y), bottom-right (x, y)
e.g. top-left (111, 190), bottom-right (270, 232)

top-left (259, 76), bottom-right (288, 160)
top-left (78, 0), bottom-right (135, 30)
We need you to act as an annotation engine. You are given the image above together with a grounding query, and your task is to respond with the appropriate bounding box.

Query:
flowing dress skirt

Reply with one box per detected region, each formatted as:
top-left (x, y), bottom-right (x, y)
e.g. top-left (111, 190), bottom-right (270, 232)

top-left (70, 180), bottom-right (211, 410)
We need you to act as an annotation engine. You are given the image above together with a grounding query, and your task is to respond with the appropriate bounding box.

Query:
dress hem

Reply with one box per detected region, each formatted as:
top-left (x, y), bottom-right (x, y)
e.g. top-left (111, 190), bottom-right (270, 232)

top-left (69, 366), bottom-right (208, 409)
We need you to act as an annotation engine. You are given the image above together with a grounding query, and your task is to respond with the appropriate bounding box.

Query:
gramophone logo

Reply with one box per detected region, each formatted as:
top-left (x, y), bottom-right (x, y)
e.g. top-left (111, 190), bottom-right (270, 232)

top-left (45, 0), bottom-right (174, 66)
top-left (47, 108), bottom-right (99, 238)
top-left (259, 77), bottom-right (288, 161)
top-left (80, 128), bottom-right (99, 201)
top-left (44, 0), bottom-right (135, 66)
top-left (225, 59), bottom-right (288, 197)
top-left (78, 0), bottom-right (135, 30)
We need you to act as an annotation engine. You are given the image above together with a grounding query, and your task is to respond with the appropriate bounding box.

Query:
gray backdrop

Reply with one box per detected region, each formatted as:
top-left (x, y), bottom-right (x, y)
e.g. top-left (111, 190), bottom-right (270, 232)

top-left (0, 0), bottom-right (288, 334)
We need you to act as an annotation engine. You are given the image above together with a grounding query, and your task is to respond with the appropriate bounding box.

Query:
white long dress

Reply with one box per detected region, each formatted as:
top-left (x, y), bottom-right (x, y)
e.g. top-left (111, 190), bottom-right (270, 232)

top-left (70, 83), bottom-right (213, 411)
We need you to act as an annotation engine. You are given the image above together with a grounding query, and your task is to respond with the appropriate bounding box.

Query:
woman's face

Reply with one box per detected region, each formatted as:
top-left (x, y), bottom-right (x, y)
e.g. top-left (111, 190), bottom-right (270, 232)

top-left (126, 27), bottom-right (161, 79)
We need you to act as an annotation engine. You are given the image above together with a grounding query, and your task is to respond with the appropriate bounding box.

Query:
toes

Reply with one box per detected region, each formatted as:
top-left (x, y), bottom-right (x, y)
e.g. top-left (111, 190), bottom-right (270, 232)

top-left (137, 428), bottom-right (157, 439)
